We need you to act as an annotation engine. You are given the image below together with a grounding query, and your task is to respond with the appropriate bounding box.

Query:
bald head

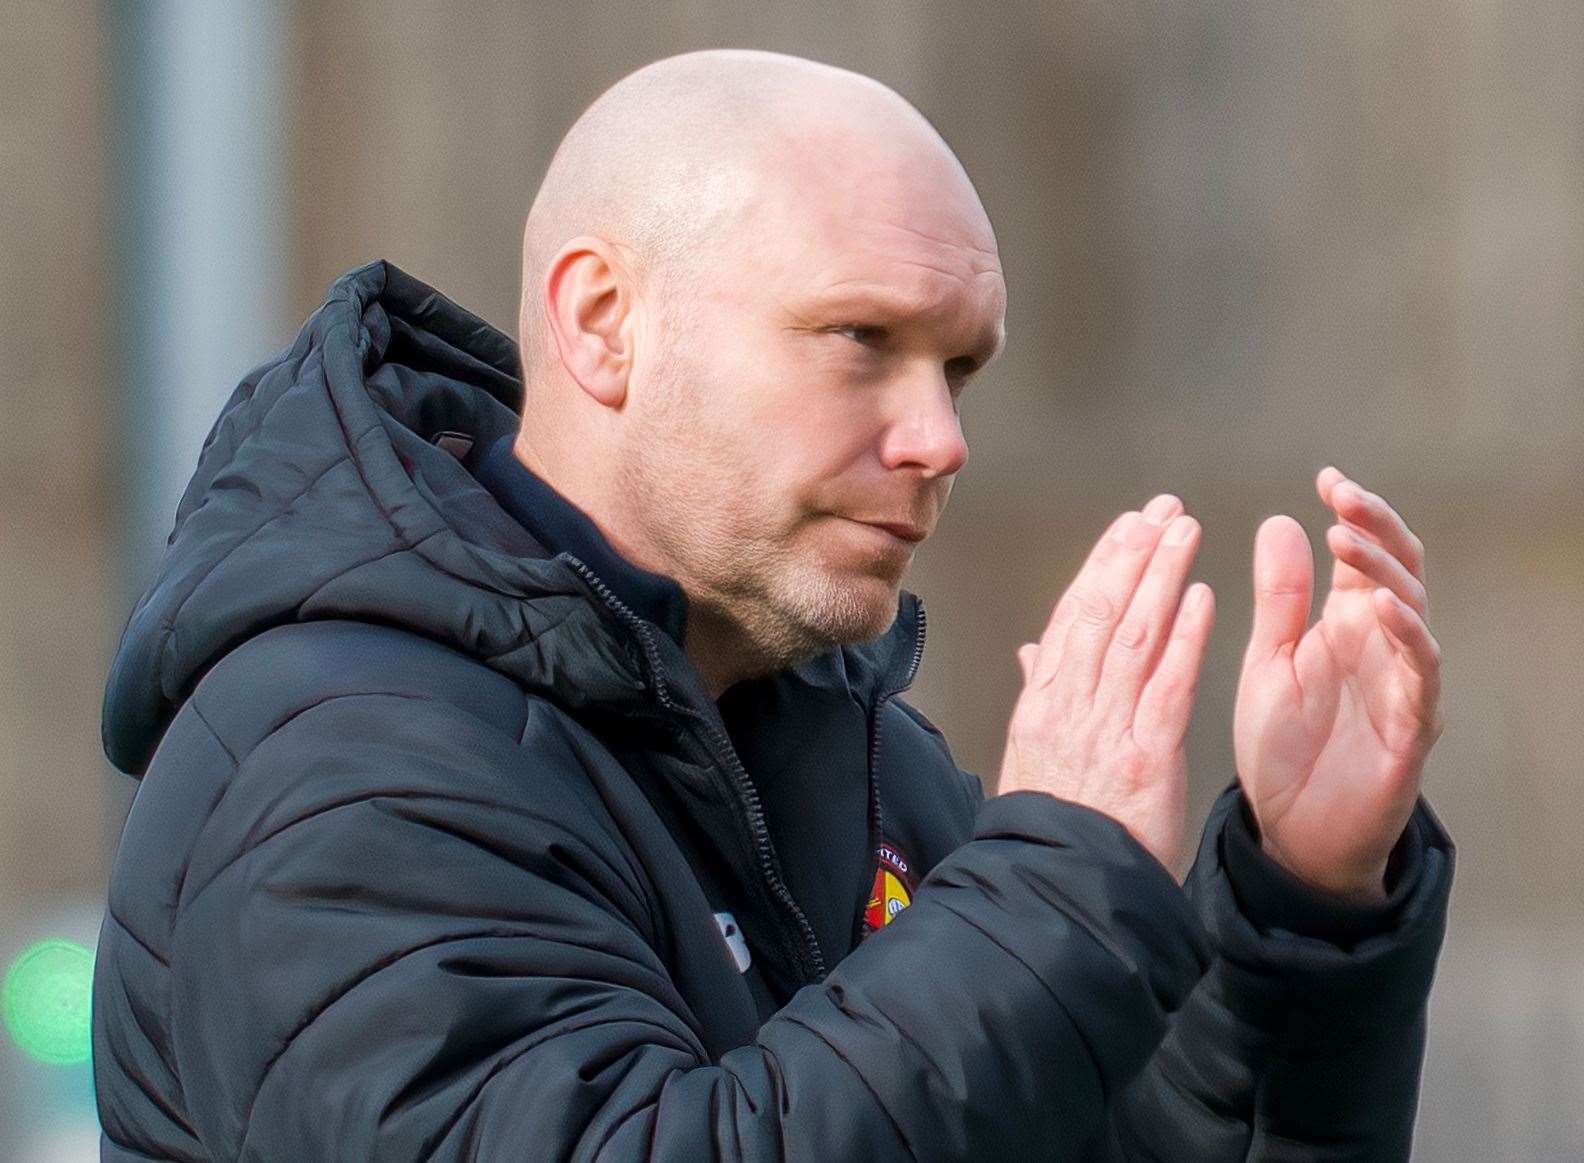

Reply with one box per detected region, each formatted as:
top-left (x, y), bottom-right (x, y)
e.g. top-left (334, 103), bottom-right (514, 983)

top-left (511, 49), bottom-right (1005, 695)
top-left (518, 49), bottom-right (990, 382)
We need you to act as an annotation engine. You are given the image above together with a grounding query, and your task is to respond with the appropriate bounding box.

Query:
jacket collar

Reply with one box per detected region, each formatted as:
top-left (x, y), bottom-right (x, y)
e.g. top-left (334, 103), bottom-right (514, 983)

top-left (474, 432), bottom-right (690, 645)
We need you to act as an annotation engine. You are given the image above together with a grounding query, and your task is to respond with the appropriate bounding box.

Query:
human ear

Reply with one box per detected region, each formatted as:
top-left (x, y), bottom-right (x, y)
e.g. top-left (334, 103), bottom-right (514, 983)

top-left (540, 235), bottom-right (635, 408)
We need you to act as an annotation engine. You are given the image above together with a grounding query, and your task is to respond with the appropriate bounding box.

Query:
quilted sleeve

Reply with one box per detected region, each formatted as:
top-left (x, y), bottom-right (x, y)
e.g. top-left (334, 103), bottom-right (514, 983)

top-left (1088, 783), bottom-right (1454, 1161)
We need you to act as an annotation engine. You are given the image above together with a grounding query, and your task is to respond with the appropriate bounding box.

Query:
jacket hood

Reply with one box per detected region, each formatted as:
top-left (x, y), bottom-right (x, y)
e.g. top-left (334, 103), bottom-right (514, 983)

top-left (103, 260), bottom-right (924, 776)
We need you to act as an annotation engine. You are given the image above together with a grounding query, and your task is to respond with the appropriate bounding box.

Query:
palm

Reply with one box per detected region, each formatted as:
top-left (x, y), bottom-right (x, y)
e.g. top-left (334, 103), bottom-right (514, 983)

top-left (1233, 472), bottom-right (1442, 897)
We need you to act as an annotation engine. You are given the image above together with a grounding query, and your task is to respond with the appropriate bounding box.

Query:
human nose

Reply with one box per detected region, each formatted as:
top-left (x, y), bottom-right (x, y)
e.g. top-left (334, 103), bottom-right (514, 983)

top-left (877, 374), bottom-right (969, 479)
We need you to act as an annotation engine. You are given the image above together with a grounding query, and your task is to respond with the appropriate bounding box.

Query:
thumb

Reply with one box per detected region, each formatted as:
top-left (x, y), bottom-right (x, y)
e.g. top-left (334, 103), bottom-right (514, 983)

top-left (1246, 515), bottom-right (1313, 664)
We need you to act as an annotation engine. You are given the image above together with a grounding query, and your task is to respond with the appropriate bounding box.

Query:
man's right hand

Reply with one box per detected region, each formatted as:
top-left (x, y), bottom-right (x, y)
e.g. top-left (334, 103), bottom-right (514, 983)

top-left (997, 494), bottom-right (1215, 873)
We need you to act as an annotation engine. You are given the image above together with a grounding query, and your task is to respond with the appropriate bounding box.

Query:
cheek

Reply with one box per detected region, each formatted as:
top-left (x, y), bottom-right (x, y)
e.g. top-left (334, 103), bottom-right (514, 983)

top-left (758, 380), bottom-right (884, 484)
top-left (750, 423), bottom-right (870, 527)
top-left (683, 345), bottom-right (881, 521)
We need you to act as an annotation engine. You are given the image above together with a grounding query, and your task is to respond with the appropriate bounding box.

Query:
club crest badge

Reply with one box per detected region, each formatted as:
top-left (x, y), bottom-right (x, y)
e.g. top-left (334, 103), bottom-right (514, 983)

top-left (861, 838), bottom-right (919, 938)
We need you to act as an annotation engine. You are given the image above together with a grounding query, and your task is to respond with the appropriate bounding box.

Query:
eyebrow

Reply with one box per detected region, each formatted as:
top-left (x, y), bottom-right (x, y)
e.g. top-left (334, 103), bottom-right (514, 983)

top-left (803, 286), bottom-right (1007, 367)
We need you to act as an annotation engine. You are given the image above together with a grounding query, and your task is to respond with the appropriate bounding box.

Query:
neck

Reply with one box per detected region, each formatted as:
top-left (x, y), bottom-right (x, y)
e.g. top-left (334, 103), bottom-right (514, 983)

top-left (513, 429), bottom-right (654, 572)
top-left (512, 431), bottom-right (771, 702)
top-left (682, 604), bottom-right (786, 700)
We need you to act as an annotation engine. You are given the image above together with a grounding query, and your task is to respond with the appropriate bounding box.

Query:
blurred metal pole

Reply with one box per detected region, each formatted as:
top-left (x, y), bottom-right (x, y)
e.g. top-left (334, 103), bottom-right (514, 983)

top-left (111, 1), bottom-right (291, 600)
top-left (103, 3), bottom-right (291, 854)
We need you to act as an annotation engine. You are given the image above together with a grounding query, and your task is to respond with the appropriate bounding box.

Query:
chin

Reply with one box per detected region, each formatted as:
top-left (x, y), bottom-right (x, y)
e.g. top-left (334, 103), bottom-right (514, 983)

top-left (851, 578), bottom-right (904, 639)
top-left (795, 568), bottom-right (901, 645)
top-left (850, 606), bottom-right (901, 644)
top-left (738, 537), bottom-right (906, 660)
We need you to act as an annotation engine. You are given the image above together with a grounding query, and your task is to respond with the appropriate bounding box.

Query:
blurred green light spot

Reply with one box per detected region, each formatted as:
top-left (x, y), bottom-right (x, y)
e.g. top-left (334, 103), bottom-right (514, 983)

top-left (3, 939), bottom-right (94, 1065)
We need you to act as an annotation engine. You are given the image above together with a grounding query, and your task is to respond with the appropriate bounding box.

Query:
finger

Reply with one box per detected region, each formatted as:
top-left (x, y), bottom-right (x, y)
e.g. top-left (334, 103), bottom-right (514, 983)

top-left (1246, 515), bottom-right (1313, 664)
top-left (1033, 511), bottom-right (1135, 657)
top-left (1033, 495), bottom-right (1182, 677)
top-left (1374, 588), bottom-right (1442, 683)
top-left (1317, 467), bottom-right (1426, 582)
top-left (1096, 514), bottom-right (1203, 714)
top-left (1050, 496), bottom-right (1184, 693)
top-left (1326, 524), bottom-right (1429, 616)
top-left (1315, 464), bottom-right (1348, 503)
top-left (1134, 582), bottom-right (1215, 750)
top-left (1374, 588), bottom-right (1444, 734)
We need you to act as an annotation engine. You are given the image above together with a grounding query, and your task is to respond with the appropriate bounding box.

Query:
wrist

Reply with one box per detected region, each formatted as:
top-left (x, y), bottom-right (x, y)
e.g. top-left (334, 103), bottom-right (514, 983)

top-left (1223, 789), bottom-right (1427, 945)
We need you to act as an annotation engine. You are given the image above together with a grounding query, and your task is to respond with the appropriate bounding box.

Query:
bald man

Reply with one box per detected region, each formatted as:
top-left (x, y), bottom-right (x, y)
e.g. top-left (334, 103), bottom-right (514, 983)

top-left (94, 50), bottom-right (1452, 1161)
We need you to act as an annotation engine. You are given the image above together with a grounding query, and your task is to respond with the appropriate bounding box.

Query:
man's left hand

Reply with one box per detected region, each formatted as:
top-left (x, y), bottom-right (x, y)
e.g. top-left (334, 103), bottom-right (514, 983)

top-left (1233, 467), bottom-right (1444, 904)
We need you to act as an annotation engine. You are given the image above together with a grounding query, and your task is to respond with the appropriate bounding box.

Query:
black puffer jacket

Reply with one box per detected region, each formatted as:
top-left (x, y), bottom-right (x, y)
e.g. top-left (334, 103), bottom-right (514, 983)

top-left (93, 261), bottom-right (1453, 1161)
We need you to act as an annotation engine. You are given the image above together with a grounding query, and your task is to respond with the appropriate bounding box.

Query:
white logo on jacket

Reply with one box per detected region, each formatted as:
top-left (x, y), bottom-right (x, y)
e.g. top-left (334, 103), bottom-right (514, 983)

top-left (713, 911), bottom-right (752, 973)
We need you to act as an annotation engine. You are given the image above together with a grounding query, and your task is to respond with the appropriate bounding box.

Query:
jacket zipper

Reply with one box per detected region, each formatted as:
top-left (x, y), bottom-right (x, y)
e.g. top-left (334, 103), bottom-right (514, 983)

top-left (861, 600), bottom-right (928, 944)
top-left (695, 717), bottom-right (826, 981)
top-left (558, 554), bottom-right (827, 983)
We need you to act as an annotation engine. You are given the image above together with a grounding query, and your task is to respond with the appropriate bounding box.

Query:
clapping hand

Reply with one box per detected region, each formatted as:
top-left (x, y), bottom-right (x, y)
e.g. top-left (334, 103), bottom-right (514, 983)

top-left (1233, 467), bottom-right (1444, 903)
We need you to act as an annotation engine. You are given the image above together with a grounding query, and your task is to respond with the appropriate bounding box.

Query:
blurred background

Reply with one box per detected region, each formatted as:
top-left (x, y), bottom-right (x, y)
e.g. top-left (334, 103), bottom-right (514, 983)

top-left (2, 1), bottom-right (1579, 1158)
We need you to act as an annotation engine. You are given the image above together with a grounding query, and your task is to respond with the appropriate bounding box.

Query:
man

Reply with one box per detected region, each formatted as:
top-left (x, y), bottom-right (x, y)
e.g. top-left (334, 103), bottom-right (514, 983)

top-left (93, 49), bottom-right (1452, 1161)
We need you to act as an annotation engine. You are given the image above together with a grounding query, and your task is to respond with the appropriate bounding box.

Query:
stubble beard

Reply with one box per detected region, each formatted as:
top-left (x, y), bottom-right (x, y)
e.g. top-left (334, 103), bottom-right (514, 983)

top-left (724, 535), bottom-right (902, 668)
top-left (617, 356), bottom-right (902, 678)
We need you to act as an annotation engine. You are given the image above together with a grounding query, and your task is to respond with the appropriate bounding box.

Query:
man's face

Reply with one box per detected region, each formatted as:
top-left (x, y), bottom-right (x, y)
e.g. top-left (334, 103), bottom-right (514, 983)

top-left (619, 131), bottom-right (1006, 668)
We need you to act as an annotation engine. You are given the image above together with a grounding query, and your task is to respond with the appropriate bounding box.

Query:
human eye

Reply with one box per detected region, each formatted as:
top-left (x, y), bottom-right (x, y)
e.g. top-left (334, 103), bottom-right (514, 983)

top-left (829, 323), bottom-right (888, 346)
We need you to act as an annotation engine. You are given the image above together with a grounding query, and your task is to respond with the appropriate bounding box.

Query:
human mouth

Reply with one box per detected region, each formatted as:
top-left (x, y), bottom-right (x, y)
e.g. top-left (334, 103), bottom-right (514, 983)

top-left (844, 518), bottom-right (929, 544)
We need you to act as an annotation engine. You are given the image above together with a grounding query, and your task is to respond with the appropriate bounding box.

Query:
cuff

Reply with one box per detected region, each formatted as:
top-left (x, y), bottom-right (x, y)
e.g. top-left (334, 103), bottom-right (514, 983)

top-left (1185, 782), bottom-right (1455, 1047)
top-left (1221, 789), bottom-right (1424, 947)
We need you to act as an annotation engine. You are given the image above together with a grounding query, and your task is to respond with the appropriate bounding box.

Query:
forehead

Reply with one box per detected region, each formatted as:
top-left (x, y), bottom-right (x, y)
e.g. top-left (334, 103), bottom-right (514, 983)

top-left (744, 146), bottom-right (1007, 346)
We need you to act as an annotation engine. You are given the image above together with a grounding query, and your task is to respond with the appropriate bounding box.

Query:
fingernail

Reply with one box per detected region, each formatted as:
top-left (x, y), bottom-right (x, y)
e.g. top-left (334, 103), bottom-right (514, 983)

top-left (1143, 495), bottom-right (1177, 525)
top-left (1164, 515), bottom-right (1195, 545)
